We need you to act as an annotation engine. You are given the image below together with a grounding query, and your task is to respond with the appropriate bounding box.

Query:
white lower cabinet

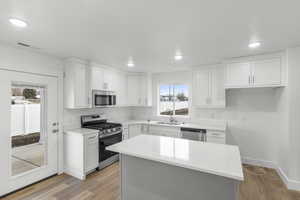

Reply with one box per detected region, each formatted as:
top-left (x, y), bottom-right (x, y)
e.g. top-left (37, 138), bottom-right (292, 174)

top-left (64, 130), bottom-right (99, 180)
top-left (206, 130), bottom-right (226, 144)
top-left (128, 124), bottom-right (142, 138)
top-left (148, 125), bottom-right (180, 138)
top-left (126, 123), bottom-right (226, 144)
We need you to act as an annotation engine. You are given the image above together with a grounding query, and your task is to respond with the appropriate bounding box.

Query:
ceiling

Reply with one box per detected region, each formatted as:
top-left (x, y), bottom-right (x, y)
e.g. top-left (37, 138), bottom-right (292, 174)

top-left (1, 0), bottom-right (300, 72)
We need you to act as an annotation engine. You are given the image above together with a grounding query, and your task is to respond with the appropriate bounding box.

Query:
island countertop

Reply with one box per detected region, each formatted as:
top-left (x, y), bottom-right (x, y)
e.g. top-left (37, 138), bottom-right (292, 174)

top-left (107, 135), bottom-right (244, 181)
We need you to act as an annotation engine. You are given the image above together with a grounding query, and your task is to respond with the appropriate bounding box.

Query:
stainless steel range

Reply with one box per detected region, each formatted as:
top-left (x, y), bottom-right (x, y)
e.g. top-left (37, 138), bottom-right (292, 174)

top-left (81, 114), bottom-right (122, 170)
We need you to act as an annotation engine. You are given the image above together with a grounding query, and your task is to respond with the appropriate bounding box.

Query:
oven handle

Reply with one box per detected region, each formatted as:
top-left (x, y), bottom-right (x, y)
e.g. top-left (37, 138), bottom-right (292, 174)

top-left (99, 131), bottom-right (122, 139)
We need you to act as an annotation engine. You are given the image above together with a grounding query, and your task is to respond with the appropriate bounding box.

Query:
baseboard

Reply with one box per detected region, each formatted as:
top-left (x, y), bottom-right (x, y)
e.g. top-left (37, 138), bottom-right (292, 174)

top-left (242, 157), bottom-right (277, 169)
top-left (242, 157), bottom-right (300, 191)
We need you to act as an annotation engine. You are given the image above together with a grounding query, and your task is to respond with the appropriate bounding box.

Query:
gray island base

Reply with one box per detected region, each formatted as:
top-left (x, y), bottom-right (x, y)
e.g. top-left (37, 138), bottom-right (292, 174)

top-left (120, 155), bottom-right (240, 200)
top-left (107, 135), bottom-right (243, 200)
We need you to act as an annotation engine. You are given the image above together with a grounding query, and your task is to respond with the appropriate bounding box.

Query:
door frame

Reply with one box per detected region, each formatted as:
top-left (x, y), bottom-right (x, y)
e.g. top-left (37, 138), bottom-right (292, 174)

top-left (0, 68), bottom-right (64, 196)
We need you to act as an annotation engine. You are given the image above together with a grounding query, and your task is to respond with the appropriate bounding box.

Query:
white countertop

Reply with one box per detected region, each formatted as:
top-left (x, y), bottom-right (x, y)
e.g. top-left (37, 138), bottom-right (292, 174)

top-left (119, 120), bottom-right (227, 131)
top-left (64, 128), bottom-right (99, 135)
top-left (107, 135), bottom-right (243, 181)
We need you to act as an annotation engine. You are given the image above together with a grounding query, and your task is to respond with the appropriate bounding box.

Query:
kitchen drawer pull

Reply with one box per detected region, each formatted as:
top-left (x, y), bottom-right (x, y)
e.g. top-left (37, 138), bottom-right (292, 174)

top-left (88, 136), bottom-right (97, 140)
top-left (211, 133), bottom-right (221, 136)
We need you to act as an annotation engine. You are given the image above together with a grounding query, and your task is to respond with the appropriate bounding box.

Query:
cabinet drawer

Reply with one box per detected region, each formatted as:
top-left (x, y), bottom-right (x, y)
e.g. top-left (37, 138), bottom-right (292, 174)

top-left (206, 130), bottom-right (225, 144)
top-left (206, 131), bottom-right (225, 138)
top-left (85, 133), bottom-right (98, 144)
top-left (206, 136), bottom-right (225, 144)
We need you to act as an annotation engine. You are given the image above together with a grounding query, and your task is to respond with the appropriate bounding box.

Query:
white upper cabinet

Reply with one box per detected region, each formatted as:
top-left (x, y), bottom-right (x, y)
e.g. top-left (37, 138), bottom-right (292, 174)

top-left (127, 73), bottom-right (152, 107)
top-left (193, 66), bottom-right (225, 108)
top-left (127, 74), bottom-right (140, 106)
top-left (91, 65), bottom-right (104, 91)
top-left (225, 62), bottom-right (251, 88)
top-left (252, 59), bottom-right (281, 86)
top-left (64, 58), bottom-right (91, 109)
top-left (114, 71), bottom-right (128, 106)
top-left (193, 69), bottom-right (210, 106)
top-left (225, 58), bottom-right (283, 89)
top-left (90, 64), bottom-right (116, 91)
top-left (211, 67), bottom-right (226, 106)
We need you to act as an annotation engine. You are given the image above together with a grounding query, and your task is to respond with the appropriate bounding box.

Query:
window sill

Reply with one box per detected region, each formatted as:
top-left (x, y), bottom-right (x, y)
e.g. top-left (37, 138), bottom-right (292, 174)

top-left (157, 115), bottom-right (191, 119)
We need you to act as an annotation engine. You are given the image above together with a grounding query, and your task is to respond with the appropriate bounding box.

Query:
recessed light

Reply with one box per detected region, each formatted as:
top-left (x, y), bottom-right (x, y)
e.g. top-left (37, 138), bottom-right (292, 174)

top-left (127, 62), bottom-right (134, 67)
top-left (127, 61), bottom-right (135, 67)
top-left (127, 57), bottom-right (135, 67)
top-left (9, 18), bottom-right (27, 28)
top-left (174, 54), bottom-right (183, 61)
top-left (248, 42), bottom-right (261, 49)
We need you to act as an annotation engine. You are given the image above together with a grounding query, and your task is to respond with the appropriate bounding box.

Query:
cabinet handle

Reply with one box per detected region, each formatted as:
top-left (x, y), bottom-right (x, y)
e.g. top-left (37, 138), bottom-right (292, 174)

top-left (88, 136), bottom-right (96, 140)
top-left (252, 76), bottom-right (255, 84)
top-left (52, 129), bottom-right (59, 133)
top-left (248, 76), bottom-right (250, 84)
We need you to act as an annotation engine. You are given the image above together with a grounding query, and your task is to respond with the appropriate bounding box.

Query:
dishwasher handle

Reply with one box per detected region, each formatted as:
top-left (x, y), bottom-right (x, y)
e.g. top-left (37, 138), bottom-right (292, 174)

top-left (180, 127), bottom-right (206, 133)
top-left (180, 128), bottom-right (207, 142)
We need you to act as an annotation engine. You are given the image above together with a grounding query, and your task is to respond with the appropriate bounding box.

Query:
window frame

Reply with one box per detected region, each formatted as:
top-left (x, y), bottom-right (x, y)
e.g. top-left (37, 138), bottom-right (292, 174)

top-left (157, 83), bottom-right (190, 118)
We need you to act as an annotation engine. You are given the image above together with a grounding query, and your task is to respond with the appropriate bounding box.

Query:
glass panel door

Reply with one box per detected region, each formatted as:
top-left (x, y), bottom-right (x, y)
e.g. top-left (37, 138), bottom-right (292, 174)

top-left (0, 69), bottom-right (59, 196)
top-left (11, 86), bottom-right (46, 176)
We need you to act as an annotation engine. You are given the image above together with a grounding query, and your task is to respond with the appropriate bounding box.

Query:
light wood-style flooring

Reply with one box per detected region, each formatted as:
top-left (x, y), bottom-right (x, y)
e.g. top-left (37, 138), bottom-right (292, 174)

top-left (2, 163), bottom-right (300, 200)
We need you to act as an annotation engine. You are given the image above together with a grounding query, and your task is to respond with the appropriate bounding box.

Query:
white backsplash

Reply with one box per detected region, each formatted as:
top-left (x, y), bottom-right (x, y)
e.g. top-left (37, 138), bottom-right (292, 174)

top-left (63, 107), bottom-right (133, 130)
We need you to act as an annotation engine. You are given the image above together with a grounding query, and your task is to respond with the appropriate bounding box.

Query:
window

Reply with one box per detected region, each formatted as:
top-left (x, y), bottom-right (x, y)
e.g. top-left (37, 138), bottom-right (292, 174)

top-left (158, 84), bottom-right (189, 116)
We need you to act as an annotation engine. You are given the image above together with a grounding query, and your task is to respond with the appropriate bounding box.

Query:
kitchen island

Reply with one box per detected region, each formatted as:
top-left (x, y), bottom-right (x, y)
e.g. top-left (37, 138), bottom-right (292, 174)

top-left (107, 135), bottom-right (244, 200)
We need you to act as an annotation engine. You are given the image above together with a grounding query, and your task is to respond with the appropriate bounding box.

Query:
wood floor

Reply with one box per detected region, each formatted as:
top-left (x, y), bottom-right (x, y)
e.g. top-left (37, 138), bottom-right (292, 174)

top-left (2, 163), bottom-right (300, 200)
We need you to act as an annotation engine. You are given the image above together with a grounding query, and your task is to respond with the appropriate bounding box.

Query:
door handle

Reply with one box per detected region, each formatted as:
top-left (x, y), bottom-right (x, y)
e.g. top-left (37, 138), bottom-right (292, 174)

top-left (52, 129), bottom-right (59, 133)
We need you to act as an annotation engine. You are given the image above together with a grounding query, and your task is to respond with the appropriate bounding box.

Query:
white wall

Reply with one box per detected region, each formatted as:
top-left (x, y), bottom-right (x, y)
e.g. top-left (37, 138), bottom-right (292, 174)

top-left (285, 47), bottom-right (300, 183)
top-left (0, 43), bottom-right (62, 76)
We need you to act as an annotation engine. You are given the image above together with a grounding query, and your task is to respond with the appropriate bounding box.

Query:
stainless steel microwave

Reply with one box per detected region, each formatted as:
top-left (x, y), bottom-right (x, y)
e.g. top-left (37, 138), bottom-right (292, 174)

top-left (92, 90), bottom-right (116, 107)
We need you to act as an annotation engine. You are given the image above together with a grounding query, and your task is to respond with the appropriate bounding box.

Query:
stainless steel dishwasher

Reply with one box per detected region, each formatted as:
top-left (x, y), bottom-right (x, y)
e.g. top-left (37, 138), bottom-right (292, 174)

top-left (180, 127), bottom-right (207, 141)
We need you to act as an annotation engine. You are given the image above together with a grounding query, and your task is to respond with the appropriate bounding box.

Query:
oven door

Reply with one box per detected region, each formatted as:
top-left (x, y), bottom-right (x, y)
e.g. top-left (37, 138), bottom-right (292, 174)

top-left (99, 133), bottom-right (122, 162)
top-left (94, 94), bottom-right (110, 106)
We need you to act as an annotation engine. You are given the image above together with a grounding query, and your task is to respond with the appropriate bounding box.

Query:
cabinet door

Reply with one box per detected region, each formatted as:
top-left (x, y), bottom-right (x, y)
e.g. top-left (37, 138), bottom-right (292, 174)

top-left (211, 67), bottom-right (225, 107)
top-left (115, 72), bottom-right (127, 106)
top-left (85, 133), bottom-right (99, 172)
top-left (226, 62), bottom-right (251, 88)
top-left (193, 70), bottom-right (211, 106)
top-left (127, 75), bottom-right (140, 106)
top-left (139, 75), bottom-right (147, 106)
top-left (91, 66), bottom-right (104, 90)
top-left (103, 69), bottom-right (113, 91)
top-left (252, 59), bottom-right (281, 86)
top-left (74, 63), bottom-right (89, 108)
top-left (128, 124), bottom-right (141, 138)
